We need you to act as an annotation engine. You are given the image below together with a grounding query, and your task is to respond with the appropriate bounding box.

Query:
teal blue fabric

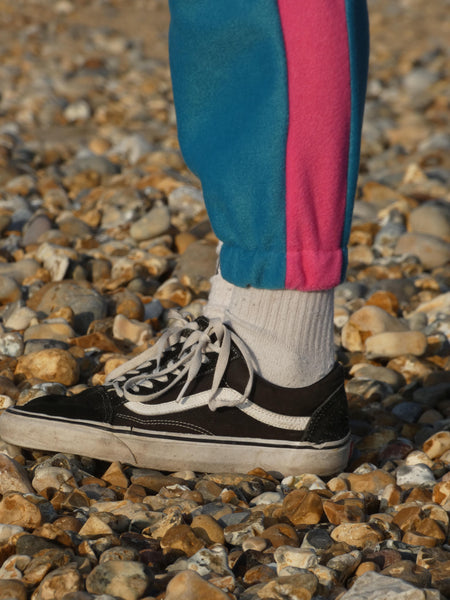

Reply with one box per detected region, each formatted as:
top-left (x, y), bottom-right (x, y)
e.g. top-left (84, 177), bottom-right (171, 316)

top-left (169, 1), bottom-right (369, 289)
top-left (168, 0), bottom-right (288, 288)
top-left (341, 0), bottom-right (370, 281)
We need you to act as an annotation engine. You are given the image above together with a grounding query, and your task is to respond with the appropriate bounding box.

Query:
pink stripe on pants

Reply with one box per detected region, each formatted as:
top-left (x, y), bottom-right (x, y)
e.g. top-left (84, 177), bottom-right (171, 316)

top-left (277, 0), bottom-right (352, 290)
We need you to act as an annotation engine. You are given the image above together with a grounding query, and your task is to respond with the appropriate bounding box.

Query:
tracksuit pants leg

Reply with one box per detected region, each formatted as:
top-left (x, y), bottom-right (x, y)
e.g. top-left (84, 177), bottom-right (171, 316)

top-left (168, 0), bottom-right (369, 291)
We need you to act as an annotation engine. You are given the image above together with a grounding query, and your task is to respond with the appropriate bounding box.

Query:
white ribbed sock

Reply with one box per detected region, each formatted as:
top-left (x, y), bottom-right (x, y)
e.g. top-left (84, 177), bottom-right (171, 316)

top-left (203, 243), bottom-right (234, 320)
top-left (204, 272), bottom-right (335, 388)
top-left (203, 270), bottom-right (234, 320)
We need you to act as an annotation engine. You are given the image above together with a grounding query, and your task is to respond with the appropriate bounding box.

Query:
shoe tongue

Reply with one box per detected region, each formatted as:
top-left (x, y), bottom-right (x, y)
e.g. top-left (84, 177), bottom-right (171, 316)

top-left (195, 316), bottom-right (219, 343)
top-left (195, 316), bottom-right (243, 361)
top-left (178, 315), bottom-right (211, 342)
top-left (195, 316), bottom-right (210, 331)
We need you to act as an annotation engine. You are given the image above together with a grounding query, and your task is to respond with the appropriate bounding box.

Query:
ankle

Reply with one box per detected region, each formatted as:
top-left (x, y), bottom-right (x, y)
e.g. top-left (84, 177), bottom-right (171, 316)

top-left (224, 286), bottom-right (335, 388)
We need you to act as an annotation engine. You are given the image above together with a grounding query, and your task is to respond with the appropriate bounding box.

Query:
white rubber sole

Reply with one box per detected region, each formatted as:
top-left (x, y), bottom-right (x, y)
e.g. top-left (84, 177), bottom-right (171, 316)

top-left (0, 411), bottom-right (351, 476)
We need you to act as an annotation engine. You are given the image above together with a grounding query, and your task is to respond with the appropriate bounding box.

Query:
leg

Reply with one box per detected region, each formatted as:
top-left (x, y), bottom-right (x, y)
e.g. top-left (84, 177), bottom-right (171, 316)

top-left (0, 1), bottom-right (369, 475)
top-left (170, 0), bottom-right (369, 387)
top-left (169, 0), bottom-right (369, 290)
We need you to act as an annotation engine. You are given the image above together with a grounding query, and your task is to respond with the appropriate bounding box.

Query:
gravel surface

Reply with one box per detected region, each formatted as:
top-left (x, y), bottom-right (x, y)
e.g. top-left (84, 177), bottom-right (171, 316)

top-left (0, 0), bottom-right (449, 598)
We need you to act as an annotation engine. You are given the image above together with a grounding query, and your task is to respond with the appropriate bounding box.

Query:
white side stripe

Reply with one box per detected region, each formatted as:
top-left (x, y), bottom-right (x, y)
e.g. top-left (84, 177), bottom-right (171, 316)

top-left (124, 388), bottom-right (310, 431)
top-left (240, 399), bottom-right (310, 430)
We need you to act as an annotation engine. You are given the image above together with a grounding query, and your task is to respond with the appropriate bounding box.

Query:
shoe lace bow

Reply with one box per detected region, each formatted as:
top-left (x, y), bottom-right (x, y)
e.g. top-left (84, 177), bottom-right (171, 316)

top-left (106, 313), bottom-right (254, 411)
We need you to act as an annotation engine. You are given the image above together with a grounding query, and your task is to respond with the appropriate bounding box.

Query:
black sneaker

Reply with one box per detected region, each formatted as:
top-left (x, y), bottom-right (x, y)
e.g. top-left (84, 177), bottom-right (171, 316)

top-left (0, 316), bottom-right (350, 476)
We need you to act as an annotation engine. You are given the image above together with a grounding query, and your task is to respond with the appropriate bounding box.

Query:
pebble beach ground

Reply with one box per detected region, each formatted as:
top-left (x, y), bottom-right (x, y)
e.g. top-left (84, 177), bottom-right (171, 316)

top-left (0, 0), bottom-right (449, 598)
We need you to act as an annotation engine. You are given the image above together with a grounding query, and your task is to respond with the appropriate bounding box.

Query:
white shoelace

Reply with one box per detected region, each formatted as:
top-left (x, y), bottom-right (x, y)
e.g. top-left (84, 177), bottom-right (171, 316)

top-left (107, 314), bottom-right (255, 411)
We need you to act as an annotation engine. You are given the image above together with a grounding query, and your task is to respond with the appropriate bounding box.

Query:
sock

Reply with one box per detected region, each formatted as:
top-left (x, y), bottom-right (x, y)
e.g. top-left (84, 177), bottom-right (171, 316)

top-left (205, 272), bottom-right (335, 388)
top-left (203, 270), bottom-right (233, 320)
top-left (203, 242), bottom-right (234, 320)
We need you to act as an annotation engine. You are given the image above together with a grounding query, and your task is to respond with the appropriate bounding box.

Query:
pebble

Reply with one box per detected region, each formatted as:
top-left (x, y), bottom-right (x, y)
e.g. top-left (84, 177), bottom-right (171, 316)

top-left (327, 550), bottom-right (361, 582)
top-left (0, 493), bottom-right (45, 529)
top-left (191, 515), bottom-right (225, 546)
top-left (340, 570), bottom-right (435, 599)
top-left (3, 304), bottom-right (37, 330)
top-left (173, 240), bottom-right (218, 294)
top-left (0, 259), bottom-right (40, 284)
top-left (301, 529), bottom-right (333, 554)
top-left (381, 560), bottom-right (431, 588)
top-left (0, 580), bottom-right (27, 600)
top-left (274, 547), bottom-right (319, 573)
top-left (0, 523), bottom-right (24, 544)
top-left (365, 331), bottom-right (428, 359)
top-left (85, 561), bottom-right (152, 600)
top-left (350, 364), bottom-right (406, 391)
top-left (342, 305), bottom-right (408, 352)
top-left (160, 524), bottom-right (205, 557)
top-left (344, 470), bottom-right (396, 495)
top-left (331, 523), bottom-right (384, 549)
top-left (129, 204), bottom-right (171, 241)
top-left (261, 523), bottom-right (298, 549)
top-left (168, 545), bottom-right (231, 578)
top-left (0, 454), bottom-right (33, 495)
top-left (22, 213), bottom-right (53, 246)
top-left (282, 473), bottom-right (327, 490)
top-left (423, 432), bottom-right (450, 459)
top-left (391, 401), bottom-right (424, 423)
top-left (245, 572), bottom-right (318, 600)
top-left (24, 323), bottom-right (76, 343)
top-left (223, 512), bottom-right (265, 546)
top-left (99, 546), bottom-right (139, 564)
top-left (33, 566), bottom-right (82, 600)
top-left (165, 570), bottom-right (230, 600)
top-left (0, 332), bottom-right (24, 357)
top-left (28, 282), bottom-right (107, 334)
top-left (168, 185), bottom-right (205, 218)
top-left (395, 233), bottom-right (450, 269)
top-left (64, 155), bottom-right (119, 177)
top-left (15, 349), bottom-right (79, 386)
top-left (0, 275), bottom-right (21, 304)
top-left (396, 464), bottom-right (435, 487)
top-left (251, 491), bottom-right (284, 505)
top-left (409, 201), bottom-right (450, 240)
top-left (281, 489), bottom-right (323, 526)
top-left (112, 314), bottom-right (152, 346)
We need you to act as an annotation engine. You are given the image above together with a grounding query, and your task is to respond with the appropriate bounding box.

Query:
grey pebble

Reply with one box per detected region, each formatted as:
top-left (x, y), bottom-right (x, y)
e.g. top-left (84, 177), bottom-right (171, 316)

top-left (0, 259), bottom-right (40, 284)
top-left (409, 200), bottom-right (450, 241)
top-left (173, 240), bottom-right (217, 294)
top-left (335, 282), bottom-right (368, 304)
top-left (22, 213), bottom-right (53, 246)
top-left (413, 383), bottom-right (450, 406)
top-left (396, 463), bottom-right (435, 487)
top-left (340, 571), bottom-right (430, 600)
top-left (216, 510), bottom-right (251, 528)
top-left (86, 560), bottom-right (152, 600)
top-left (129, 204), bottom-right (171, 241)
top-left (64, 155), bottom-right (120, 177)
top-left (351, 365), bottom-right (405, 391)
top-left (391, 401), bottom-right (424, 423)
top-left (168, 185), bottom-right (205, 218)
top-left (24, 339), bottom-right (70, 354)
top-left (251, 491), bottom-right (284, 506)
top-left (0, 332), bottom-right (24, 357)
top-left (16, 534), bottom-right (63, 556)
top-left (33, 282), bottom-right (107, 334)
